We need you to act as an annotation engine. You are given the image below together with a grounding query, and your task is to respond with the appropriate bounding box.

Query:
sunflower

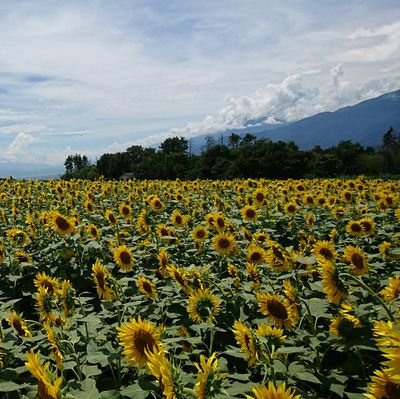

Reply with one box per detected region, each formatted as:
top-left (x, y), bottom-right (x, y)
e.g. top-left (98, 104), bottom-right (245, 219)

top-left (15, 250), bottom-right (32, 264)
top-left (320, 261), bottom-right (348, 305)
top-left (43, 321), bottom-right (64, 370)
top-left (136, 209), bottom-right (151, 234)
top-left (150, 196), bottom-right (164, 212)
top-left (246, 381), bottom-right (301, 399)
top-left (145, 348), bottom-right (177, 399)
top-left (345, 220), bottom-right (363, 237)
top-left (192, 225), bottom-right (208, 243)
top-left (257, 292), bottom-right (297, 329)
top-left (51, 211), bottom-right (75, 235)
top-left (246, 263), bottom-right (260, 290)
top-left (187, 288), bottom-right (221, 324)
top-left (265, 242), bottom-right (292, 271)
top-left (86, 223), bottom-right (100, 239)
top-left (137, 276), bottom-right (157, 300)
top-left (284, 202), bottom-right (297, 215)
top-left (256, 324), bottom-right (286, 347)
top-left (25, 350), bottom-right (63, 399)
top-left (365, 368), bottom-right (400, 399)
top-left (312, 240), bottom-right (336, 262)
top-left (105, 209), bottom-right (117, 225)
top-left (167, 265), bottom-right (191, 294)
top-left (253, 188), bottom-right (266, 206)
top-left (213, 232), bottom-right (236, 255)
top-left (379, 242), bottom-right (396, 260)
top-left (330, 303), bottom-right (362, 338)
top-left (344, 245), bottom-right (369, 275)
top-left (253, 231), bottom-right (270, 244)
top-left (35, 286), bottom-right (55, 321)
top-left (247, 244), bottom-right (266, 265)
top-left (359, 217), bottom-right (376, 236)
top-left (83, 199), bottom-right (94, 212)
top-left (214, 213), bottom-right (227, 231)
top-left (6, 228), bottom-right (30, 247)
top-left (34, 272), bottom-right (60, 296)
top-left (92, 259), bottom-right (115, 300)
top-left (171, 209), bottom-right (188, 227)
top-left (380, 276), bottom-right (400, 303)
top-left (118, 202), bottom-right (131, 220)
top-left (232, 321), bottom-right (258, 366)
top-left (7, 310), bottom-right (32, 337)
top-left (194, 353), bottom-right (227, 399)
top-left (117, 316), bottom-right (162, 367)
top-left (241, 205), bottom-right (258, 222)
top-left (157, 248), bottom-right (170, 277)
top-left (156, 224), bottom-right (170, 238)
top-left (113, 245), bottom-right (134, 271)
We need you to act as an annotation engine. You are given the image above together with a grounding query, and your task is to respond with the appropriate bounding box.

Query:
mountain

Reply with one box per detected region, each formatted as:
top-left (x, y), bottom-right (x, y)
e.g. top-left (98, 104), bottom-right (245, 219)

top-left (0, 162), bottom-right (63, 179)
top-left (189, 90), bottom-right (400, 152)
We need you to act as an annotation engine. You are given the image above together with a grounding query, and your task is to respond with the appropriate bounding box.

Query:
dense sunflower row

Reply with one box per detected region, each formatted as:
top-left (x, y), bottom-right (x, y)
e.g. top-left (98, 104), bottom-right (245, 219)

top-left (0, 177), bottom-right (399, 399)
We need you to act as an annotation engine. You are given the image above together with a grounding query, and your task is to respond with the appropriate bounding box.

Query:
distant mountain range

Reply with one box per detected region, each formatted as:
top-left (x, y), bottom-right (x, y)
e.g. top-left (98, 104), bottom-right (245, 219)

top-left (189, 89), bottom-right (400, 153)
top-left (0, 162), bottom-right (63, 179)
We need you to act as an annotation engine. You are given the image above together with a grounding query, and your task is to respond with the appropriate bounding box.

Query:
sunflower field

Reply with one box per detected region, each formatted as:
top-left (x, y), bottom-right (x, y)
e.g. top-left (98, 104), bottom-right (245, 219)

top-left (0, 177), bottom-right (399, 399)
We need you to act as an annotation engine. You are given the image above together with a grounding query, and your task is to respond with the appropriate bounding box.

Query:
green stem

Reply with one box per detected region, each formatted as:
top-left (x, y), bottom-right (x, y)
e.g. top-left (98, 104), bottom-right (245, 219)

top-left (342, 273), bottom-right (395, 322)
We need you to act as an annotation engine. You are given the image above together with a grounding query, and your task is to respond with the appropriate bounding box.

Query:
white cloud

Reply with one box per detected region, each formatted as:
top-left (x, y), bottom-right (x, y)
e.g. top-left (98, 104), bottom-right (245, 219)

top-left (5, 132), bottom-right (34, 161)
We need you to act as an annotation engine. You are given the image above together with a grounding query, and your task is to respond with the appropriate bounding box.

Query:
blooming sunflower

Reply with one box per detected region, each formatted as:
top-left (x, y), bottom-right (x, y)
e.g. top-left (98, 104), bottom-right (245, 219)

top-left (7, 310), bottom-right (32, 337)
top-left (167, 265), bottom-right (191, 294)
top-left (312, 240), bottom-right (336, 262)
top-left (192, 225), bottom-right (208, 243)
top-left (213, 232), bottom-right (236, 255)
top-left (359, 217), bottom-right (376, 236)
top-left (257, 292), bottom-right (297, 329)
top-left (253, 188), bottom-right (266, 206)
top-left (105, 209), bottom-right (117, 225)
top-left (284, 202), bottom-right (297, 215)
top-left (118, 202), bottom-right (131, 220)
top-left (43, 321), bottom-right (64, 370)
top-left (247, 244), bottom-right (266, 265)
top-left (345, 220), bottom-right (363, 237)
top-left (344, 245), bottom-right (369, 275)
top-left (157, 248), bottom-right (170, 277)
top-left (246, 381), bottom-right (301, 399)
top-left (51, 211), bottom-right (75, 235)
top-left (117, 316), bottom-right (162, 367)
top-left (256, 324), bottom-right (286, 349)
top-left (25, 350), bottom-right (63, 399)
top-left (233, 320), bottom-right (258, 366)
top-left (6, 228), bottom-right (30, 247)
top-left (171, 209), bottom-right (188, 227)
top-left (86, 223), bottom-right (100, 239)
top-left (137, 276), bottom-right (157, 300)
top-left (194, 353), bottom-right (227, 399)
top-left (113, 245), bottom-right (134, 271)
top-left (241, 205), bottom-right (258, 222)
top-left (15, 250), bottom-right (32, 264)
top-left (187, 288), bottom-right (221, 324)
top-left (150, 196), bottom-right (164, 212)
top-left (92, 259), bottom-right (115, 301)
top-left (145, 348), bottom-right (177, 399)
top-left (365, 368), bottom-right (400, 399)
top-left (320, 261), bottom-right (348, 305)
top-left (34, 272), bottom-right (60, 296)
top-left (380, 276), bottom-right (400, 303)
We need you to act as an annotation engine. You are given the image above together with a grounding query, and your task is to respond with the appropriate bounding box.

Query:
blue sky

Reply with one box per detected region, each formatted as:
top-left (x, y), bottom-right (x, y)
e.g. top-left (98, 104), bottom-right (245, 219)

top-left (0, 0), bottom-right (399, 173)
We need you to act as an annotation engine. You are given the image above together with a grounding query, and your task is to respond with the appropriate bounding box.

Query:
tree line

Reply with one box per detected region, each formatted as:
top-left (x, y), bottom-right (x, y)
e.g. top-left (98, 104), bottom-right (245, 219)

top-left (62, 127), bottom-right (400, 180)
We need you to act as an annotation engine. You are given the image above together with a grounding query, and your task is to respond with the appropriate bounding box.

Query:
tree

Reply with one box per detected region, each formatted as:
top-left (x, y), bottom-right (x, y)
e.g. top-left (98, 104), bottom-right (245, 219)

top-left (159, 136), bottom-right (188, 155)
top-left (228, 133), bottom-right (241, 148)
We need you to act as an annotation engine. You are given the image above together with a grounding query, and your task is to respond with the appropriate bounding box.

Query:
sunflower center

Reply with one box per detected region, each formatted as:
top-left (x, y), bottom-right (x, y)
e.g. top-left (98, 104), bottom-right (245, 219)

top-left (96, 272), bottom-right (106, 289)
top-left (134, 330), bottom-right (156, 356)
top-left (250, 251), bottom-right (262, 263)
top-left (119, 251), bottom-right (131, 265)
top-left (56, 216), bottom-right (70, 231)
top-left (351, 253), bottom-right (364, 268)
top-left (246, 209), bottom-right (256, 219)
top-left (360, 221), bottom-right (372, 232)
top-left (267, 299), bottom-right (288, 320)
top-left (196, 230), bottom-right (205, 239)
top-left (91, 227), bottom-right (98, 237)
top-left (160, 228), bottom-right (168, 236)
top-left (268, 299), bottom-right (288, 320)
top-left (108, 213), bottom-right (117, 224)
top-left (350, 223), bottom-right (362, 233)
top-left (287, 205), bottom-right (296, 213)
top-left (385, 381), bottom-right (400, 398)
top-left (218, 237), bottom-right (231, 249)
top-left (122, 206), bottom-right (130, 216)
top-left (319, 248), bottom-right (334, 260)
top-left (217, 218), bottom-right (225, 228)
top-left (175, 215), bottom-right (182, 224)
top-left (142, 281), bottom-right (152, 293)
top-left (256, 193), bottom-right (264, 202)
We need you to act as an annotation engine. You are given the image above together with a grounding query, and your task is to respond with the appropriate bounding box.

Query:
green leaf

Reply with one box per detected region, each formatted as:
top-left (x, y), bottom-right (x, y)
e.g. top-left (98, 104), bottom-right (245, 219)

top-left (120, 384), bottom-right (149, 399)
top-left (330, 383), bottom-right (345, 397)
top-left (0, 380), bottom-right (28, 392)
top-left (295, 372), bottom-right (321, 384)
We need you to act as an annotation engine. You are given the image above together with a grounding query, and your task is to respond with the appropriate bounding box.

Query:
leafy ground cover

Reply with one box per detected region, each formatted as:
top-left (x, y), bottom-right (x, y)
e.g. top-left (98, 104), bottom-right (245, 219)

top-left (0, 177), bottom-right (399, 399)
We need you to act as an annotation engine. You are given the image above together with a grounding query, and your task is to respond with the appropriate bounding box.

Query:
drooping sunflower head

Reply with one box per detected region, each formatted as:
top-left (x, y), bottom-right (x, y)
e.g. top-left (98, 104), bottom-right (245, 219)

top-left (105, 209), bottom-right (118, 225)
top-left (256, 324), bottom-right (286, 348)
top-left (113, 245), bottom-right (134, 271)
top-left (320, 261), bottom-right (348, 305)
top-left (380, 276), bottom-right (400, 303)
top-left (213, 232), bottom-right (236, 255)
top-left (92, 259), bottom-right (115, 301)
top-left (137, 276), bottom-right (157, 300)
top-left (187, 288), bottom-right (221, 324)
top-left (117, 316), bottom-right (162, 367)
top-left (168, 265), bottom-right (191, 293)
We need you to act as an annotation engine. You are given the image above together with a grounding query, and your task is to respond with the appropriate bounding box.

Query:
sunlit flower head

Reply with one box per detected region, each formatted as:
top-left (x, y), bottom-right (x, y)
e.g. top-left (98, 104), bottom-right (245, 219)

top-left (137, 276), bottom-right (157, 300)
top-left (187, 288), bottom-right (221, 324)
top-left (113, 245), bottom-right (134, 271)
top-left (246, 381), bottom-right (301, 399)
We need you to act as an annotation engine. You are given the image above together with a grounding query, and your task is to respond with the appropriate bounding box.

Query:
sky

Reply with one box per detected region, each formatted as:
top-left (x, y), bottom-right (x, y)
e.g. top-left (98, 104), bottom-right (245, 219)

top-left (0, 0), bottom-right (399, 175)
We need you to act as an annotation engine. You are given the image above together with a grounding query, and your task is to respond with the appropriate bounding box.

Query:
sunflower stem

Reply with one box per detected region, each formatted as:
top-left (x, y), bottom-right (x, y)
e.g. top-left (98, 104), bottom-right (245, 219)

top-left (342, 272), bottom-right (395, 322)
